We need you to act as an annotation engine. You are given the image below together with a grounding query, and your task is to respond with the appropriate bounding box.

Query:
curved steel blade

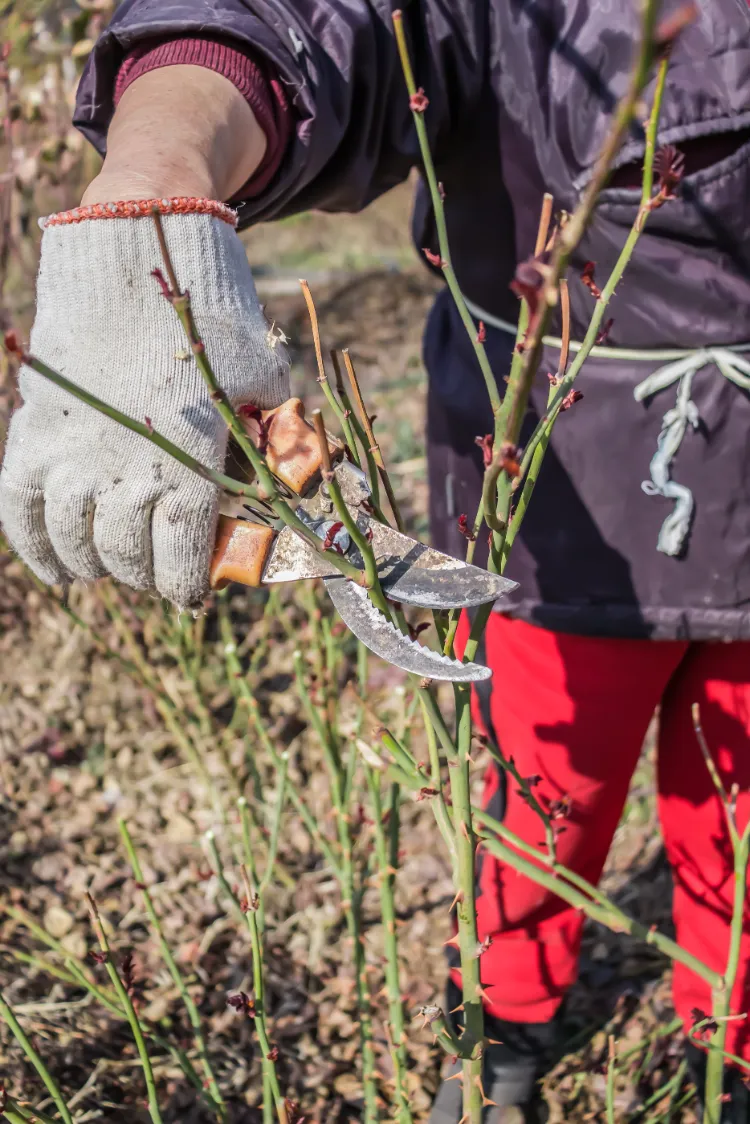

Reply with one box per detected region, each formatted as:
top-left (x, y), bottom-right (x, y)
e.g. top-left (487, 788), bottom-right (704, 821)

top-left (331, 465), bottom-right (515, 599)
top-left (264, 520), bottom-right (517, 609)
top-left (262, 460), bottom-right (517, 608)
top-left (324, 578), bottom-right (492, 682)
top-left (364, 522), bottom-right (515, 608)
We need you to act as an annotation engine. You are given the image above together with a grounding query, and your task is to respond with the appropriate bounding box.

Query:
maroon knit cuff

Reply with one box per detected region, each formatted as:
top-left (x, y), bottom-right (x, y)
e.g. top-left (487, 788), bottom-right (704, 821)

top-left (114, 37), bottom-right (291, 198)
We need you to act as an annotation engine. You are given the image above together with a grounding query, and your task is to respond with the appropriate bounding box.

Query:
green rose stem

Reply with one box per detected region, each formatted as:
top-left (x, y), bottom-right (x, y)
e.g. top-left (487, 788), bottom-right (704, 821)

top-left (693, 704), bottom-right (750, 1124)
top-left (0, 1093), bottom-right (60, 1124)
top-left (0, 990), bottom-right (74, 1124)
top-left (239, 867), bottom-right (289, 1124)
top-left (85, 892), bottom-right (163, 1124)
top-left (500, 51), bottom-right (672, 570)
top-left (118, 820), bottom-right (227, 1120)
top-left (464, 5), bottom-right (673, 668)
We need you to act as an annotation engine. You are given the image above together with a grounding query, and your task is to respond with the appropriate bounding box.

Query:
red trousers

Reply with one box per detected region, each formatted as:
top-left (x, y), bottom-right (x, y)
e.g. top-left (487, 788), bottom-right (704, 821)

top-left (454, 614), bottom-right (750, 1058)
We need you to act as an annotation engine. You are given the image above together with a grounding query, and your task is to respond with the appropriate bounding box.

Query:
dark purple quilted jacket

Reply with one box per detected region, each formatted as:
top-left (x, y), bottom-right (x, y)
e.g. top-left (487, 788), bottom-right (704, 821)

top-left (75, 0), bottom-right (750, 640)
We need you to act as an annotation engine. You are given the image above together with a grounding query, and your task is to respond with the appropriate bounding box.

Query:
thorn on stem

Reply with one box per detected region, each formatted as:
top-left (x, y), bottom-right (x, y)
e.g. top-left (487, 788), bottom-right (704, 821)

top-left (416, 1004), bottom-right (442, 1030)
top-left (474, 1075), bottom-right (499, 1108)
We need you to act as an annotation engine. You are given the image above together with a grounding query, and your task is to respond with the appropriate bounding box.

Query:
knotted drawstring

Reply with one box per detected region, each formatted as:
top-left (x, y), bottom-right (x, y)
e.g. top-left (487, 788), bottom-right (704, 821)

top-left (464, 296), bottom-right (750, 559)
top-left (633, 349), bottom-right (750, 556)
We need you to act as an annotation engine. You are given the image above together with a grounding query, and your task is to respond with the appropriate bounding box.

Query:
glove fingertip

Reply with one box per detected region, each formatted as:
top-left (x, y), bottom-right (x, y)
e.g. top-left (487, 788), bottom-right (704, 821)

top-left (0, 475), bottom-right (70, 588)
top-left (151, 487), bottom-right (216, 610)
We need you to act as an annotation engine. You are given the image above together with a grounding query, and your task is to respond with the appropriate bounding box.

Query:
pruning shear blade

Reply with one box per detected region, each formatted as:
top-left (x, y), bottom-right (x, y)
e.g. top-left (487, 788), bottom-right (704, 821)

top-left (324, 578), bottom-right (492, 682)
top-left (214, 411), bottom-right (512, 681)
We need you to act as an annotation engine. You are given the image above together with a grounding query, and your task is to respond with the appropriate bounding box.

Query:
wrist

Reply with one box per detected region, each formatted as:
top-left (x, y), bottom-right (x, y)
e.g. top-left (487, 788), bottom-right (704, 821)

top-left (81, 162), bottom-right (219, 206)
top-left (80, 65), bottom-right (266, 207)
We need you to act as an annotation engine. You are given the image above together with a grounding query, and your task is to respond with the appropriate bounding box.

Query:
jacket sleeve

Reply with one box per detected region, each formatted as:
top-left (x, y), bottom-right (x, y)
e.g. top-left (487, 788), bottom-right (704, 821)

top-left (73, 0), bottom-right (487, 226)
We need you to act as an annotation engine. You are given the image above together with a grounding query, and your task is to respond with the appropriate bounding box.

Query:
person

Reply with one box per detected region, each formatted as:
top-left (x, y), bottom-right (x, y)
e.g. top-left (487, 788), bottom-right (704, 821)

top-left (2, 1), bottom-right (750, 1120)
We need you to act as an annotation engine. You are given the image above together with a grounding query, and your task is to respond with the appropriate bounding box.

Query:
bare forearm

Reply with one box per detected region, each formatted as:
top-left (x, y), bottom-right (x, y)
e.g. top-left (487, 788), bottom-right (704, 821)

top-left (81, 66), bottom-right (266, 204)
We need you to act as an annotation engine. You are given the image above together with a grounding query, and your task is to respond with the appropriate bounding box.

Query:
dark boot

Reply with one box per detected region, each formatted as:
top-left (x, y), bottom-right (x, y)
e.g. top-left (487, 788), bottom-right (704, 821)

top-left (429, 984), bottom-right (559, 1123)
top-left (686, 1042), bottom-right (750, 1123)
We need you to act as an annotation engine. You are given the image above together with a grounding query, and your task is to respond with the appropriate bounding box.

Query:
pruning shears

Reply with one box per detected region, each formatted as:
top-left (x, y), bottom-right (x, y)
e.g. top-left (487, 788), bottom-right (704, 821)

top-left (210, 399), bottom-right (516, 681)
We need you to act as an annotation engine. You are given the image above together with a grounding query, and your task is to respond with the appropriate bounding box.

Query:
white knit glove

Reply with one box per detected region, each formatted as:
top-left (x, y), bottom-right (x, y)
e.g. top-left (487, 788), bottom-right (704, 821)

top-left (0, 201), bottom-right (289, 608)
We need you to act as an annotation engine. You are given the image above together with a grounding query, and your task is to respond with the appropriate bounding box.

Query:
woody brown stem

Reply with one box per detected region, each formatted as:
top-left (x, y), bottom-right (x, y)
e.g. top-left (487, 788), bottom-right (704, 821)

top-left (311, 407), bottom-right (392, 619)
top-left (341, 349), bottom-right (406, 532)
top-left (300, 279), bottom-right (351, 432)
top-left (340, 348), bottom-right (382, 509)
top-left (330, 349), bottom-right (364, 470)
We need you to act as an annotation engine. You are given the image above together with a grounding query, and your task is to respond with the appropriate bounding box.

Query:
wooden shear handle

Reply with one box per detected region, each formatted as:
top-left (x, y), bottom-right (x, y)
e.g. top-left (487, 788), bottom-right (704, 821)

top-left (209, 398), bottom-right (342, 590)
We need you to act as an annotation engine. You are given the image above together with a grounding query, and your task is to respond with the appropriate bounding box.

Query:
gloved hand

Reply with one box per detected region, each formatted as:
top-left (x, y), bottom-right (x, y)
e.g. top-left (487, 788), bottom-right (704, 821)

top-left (0, 199), bottom-right (290, 608)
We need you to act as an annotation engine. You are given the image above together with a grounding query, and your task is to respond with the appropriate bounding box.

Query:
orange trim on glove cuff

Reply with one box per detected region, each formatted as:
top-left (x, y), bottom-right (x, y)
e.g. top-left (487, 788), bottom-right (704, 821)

top-left (41, 196), bottom-right (238, 229)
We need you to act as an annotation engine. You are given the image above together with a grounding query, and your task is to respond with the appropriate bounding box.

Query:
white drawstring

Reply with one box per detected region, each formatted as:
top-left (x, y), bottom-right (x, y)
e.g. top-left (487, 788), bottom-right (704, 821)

top-left (633, 349), bottom-right (750, 555)
top-left (464, 298), bottom-right (750, 557)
